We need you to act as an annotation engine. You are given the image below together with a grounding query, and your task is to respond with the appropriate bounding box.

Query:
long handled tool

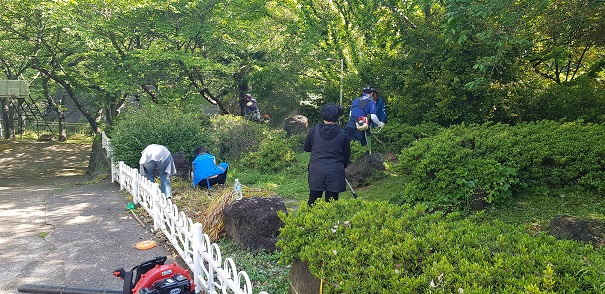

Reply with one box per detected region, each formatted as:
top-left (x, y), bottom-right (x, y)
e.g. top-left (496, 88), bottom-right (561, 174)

top-left (345, 178), bottom-right (358, 199)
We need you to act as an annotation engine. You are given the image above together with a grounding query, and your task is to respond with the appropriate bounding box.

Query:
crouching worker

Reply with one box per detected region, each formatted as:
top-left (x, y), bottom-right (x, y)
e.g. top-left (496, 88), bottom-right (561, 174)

top-left (192, 146), bottom-right (229, 189)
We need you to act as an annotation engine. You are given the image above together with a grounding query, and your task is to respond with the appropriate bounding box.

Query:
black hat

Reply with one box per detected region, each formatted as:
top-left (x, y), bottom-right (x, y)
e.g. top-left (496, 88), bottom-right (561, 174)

top-left (362, 86), bottom-right (374, 94)
top-left (320, 103), bottom-right (343, 122)
top-left (194, 146), bottom-right (208, 156)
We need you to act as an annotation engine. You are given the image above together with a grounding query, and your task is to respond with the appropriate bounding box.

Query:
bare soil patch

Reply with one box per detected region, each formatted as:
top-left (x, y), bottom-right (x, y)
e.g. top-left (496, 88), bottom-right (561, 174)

top-left (0, 141), bottom-right (91, 186)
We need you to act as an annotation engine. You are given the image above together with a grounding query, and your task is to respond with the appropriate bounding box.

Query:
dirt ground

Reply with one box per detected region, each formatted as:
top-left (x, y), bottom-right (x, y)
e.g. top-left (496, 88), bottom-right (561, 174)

top-left (0, 141), bottom-right (92, 186)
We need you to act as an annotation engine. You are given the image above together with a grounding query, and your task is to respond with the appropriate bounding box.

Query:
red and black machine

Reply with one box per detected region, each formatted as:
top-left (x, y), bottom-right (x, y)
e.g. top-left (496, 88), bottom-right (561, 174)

top-left (18, 256), bottom-right (195, 294)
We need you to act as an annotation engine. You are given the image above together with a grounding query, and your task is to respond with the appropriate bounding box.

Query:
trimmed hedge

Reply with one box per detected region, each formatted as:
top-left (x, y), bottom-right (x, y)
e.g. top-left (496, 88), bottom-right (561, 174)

top-left (277, 200), bottom-right (605, 293)
top-left (207, 114), bottom-right (268, 162)
top-left (107, 107), bottom-right (210, 167)
top-left (396, 121), bottom-right (605, 210)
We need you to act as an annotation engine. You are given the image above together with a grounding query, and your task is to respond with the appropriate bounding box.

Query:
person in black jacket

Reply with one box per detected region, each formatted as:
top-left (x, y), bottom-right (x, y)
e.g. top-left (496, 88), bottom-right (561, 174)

top-left (303, 103), bottom-right (351, 205)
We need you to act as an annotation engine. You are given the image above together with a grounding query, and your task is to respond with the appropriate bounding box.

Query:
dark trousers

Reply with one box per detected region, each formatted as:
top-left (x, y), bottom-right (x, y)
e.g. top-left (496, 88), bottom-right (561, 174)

top-left (196, 167), bottom-right (229, 189)
top-left (308, 190), bottom-right (339, 206)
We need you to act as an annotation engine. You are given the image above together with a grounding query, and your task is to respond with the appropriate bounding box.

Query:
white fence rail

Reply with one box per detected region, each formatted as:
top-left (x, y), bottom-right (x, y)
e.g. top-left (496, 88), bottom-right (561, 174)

top-left (101, 132), bottom-right (268, 294)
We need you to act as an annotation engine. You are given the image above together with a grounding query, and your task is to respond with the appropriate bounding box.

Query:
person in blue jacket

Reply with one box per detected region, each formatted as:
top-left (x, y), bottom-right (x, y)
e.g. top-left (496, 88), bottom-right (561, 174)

top-left (192, 146), bottom-right (229, 189)
top-left (371, 88), bottom-right (387, 128)
top-left (244, 93), bottom-right (261, 122)
top-left (344, 86), bottom-right (385, 146)
top-left (304, 103), bottom-right (351, 205)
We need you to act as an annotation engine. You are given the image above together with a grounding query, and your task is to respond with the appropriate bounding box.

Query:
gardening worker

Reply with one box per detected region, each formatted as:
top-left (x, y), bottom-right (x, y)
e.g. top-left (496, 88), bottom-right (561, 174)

top-left (139, 144), bottom-right (176, 198)
top-left (244, 93), bottom-right (261, 122)
top-left (370, 88), bottom-right (387, 128)
top-left (344, 86), bottom-right (385, 147)
top-left (303, 103), bottom-right (351, 205)
top-left (192, 146), bottom-right (229, 189)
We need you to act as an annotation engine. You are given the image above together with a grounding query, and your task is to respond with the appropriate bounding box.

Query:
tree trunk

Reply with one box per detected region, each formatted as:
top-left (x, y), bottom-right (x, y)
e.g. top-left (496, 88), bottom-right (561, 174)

top-left (15, 98), bottom-right (26, 135)
top-left (37, 68), bottom-right (100, 134)
top-left (62, 83), bottom-right (100, 134)
top-left (42, 78), bottom-right (67, 141)
top-left (1, 97), bottom-right (15, 139)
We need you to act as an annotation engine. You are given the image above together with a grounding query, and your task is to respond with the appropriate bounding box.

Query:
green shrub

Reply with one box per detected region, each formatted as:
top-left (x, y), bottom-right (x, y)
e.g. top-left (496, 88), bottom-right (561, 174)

top-left (208, 114), bottom-right (268, 162)
top-left (520, 77), bottom-right (605, 123)
top-left (277, 200), bottom-right (605, 293)
top-left (107, 107), bottom-right (210, 167)
top-left (284, 133), bottom-right (306, 153)
top-left (240, 131), bottom-right (298, 174)
top-left (371, 122), bottom-right (442, 155)
top-left (396, 121), bottom-right (605, 210)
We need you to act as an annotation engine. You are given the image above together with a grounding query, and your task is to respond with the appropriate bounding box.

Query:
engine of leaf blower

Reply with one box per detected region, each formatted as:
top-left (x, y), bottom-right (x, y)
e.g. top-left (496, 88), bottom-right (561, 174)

top-left (113, 256), bottom-right (195, 294)
top-left (138, 274), bottom-right (192, 294)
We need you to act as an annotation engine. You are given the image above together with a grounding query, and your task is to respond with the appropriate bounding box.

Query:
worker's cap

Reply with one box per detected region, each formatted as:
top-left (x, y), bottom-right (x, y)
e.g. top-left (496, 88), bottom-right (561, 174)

top-left (320, 103), bottom-right (343, 122)
top-left (245, 93), bottom-right (252, 98)
top-left (362, 86), bottom-right (375, 94)
top-left (193, 146), bottom-right (208, 156)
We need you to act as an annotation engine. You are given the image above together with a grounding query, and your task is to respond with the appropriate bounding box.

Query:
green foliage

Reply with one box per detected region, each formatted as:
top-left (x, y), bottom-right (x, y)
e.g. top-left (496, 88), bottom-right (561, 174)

top-left (277, 200), bottom-right (605, 293)
top-left (215, 238), bottom-right (289, 294)
top-left (396, 121), bottom-right (605, 210)
top-left (107, 107), bottom-right (210, 167)
top-left (240, 131), bottom-right (298, 174)
top-left (519, 77), bottom-right (605, 123)
top-left (372, 122), bottom-right (443, 155)
top-left (348, 141), bottom-right (366, 162)
top-left (207, 114), bottom-right (268, 162)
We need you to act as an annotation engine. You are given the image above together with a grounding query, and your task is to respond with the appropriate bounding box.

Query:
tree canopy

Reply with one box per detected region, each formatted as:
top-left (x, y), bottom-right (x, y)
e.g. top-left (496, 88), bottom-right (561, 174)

top-left (0, 0), bottom-right (603, 134)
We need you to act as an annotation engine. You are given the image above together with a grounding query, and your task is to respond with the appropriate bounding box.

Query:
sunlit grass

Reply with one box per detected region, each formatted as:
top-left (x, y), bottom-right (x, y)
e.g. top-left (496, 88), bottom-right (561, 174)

top-left (2, 131), bottom-right (94, 143)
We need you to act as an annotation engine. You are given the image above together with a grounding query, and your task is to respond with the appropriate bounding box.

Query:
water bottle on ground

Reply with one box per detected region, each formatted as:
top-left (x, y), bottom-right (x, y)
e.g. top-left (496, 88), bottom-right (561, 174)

top-left (234, 178), bottom-right (243, 200)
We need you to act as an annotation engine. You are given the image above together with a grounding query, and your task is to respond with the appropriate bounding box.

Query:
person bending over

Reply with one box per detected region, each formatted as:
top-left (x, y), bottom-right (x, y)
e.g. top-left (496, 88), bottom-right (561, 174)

top-left (139, 144), bottom-right (176, 198)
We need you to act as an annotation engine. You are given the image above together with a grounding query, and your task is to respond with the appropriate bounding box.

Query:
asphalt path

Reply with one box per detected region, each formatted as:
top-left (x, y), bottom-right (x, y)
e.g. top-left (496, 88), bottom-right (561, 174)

top-left (0, 141), bottom-right (175, 294)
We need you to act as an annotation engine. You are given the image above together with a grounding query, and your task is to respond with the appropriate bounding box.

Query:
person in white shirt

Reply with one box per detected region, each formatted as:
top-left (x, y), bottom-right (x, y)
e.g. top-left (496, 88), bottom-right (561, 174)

top-left (139, 144), bottom-right (176, 198)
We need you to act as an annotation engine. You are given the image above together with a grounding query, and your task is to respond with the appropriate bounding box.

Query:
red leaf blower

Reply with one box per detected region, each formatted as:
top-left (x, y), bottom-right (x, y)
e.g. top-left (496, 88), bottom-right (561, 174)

top-left (18, 256), bottom-right (195, 294)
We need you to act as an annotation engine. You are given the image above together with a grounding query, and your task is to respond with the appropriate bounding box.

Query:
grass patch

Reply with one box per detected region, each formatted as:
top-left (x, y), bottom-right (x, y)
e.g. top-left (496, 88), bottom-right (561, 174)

top-left (214, 238), bottom-right (290, 294)
top-left (485, 187), bottom-right (605, 234)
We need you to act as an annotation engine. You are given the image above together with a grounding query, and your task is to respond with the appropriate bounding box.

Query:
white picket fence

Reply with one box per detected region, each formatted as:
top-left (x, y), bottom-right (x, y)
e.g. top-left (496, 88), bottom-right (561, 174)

top-left (101, 132), bottom-right (268, 294)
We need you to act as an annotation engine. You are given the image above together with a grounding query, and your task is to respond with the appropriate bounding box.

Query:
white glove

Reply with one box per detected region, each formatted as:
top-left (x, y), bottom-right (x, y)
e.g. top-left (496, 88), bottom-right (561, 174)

top-left (378, 121), bottom-right (385, 128)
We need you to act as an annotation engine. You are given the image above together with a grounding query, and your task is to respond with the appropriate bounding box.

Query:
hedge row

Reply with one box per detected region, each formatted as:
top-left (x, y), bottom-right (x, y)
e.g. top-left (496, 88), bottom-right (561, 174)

top-left (277, 200), bottom-right (605, 293)
top-left (396, 121), bottom-right (605, 210)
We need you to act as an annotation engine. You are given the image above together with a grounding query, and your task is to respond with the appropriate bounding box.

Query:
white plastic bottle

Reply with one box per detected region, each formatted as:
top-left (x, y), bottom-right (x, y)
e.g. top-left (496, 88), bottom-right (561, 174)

top-left (234, 178), bottom-right (243, 200)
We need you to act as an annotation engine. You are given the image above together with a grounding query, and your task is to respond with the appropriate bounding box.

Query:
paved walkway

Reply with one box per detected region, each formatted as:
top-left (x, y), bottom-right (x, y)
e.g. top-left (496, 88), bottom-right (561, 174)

top-left (0, 141), bottom-right (174, 294)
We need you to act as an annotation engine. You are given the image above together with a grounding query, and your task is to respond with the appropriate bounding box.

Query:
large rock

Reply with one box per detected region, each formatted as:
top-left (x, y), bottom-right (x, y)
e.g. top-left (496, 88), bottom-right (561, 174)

top-left (345, 153), bottom-right (385, 187)
top-left (223, 197), bottom-right (287, 252)
top-left (549, 215), bottom-right (604, 247)
top-left (284, 115), bottom-right (308, 137)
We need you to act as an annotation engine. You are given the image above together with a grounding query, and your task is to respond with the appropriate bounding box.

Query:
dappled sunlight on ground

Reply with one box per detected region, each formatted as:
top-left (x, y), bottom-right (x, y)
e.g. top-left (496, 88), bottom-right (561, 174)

top-left (0, 141), bottom-right (90, 181)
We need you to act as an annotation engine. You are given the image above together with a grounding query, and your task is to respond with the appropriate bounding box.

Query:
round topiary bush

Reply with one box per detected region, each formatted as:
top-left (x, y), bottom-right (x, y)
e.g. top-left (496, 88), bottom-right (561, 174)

top-left (207, 114), bottom-right (268, 162)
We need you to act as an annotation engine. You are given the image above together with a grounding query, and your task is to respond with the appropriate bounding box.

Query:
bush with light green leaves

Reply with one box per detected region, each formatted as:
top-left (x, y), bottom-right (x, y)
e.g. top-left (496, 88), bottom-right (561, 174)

top-left (277, 200), bottom-right (605, 293)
